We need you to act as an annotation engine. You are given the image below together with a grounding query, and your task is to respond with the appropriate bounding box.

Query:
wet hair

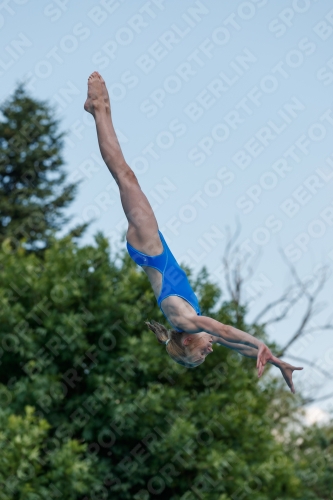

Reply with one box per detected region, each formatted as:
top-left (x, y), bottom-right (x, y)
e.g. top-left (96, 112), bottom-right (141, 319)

top-left (145, 320), bottom-right (196, 367)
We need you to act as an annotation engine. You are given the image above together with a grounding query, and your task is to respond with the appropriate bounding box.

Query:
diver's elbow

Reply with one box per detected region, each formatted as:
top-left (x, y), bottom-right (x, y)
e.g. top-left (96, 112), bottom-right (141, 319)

top-left (173, 314), bottom-right (202, 333)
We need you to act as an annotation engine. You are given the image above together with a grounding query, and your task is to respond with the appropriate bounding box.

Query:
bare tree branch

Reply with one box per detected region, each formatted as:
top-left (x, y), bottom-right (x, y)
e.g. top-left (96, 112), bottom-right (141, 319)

top-left (302, 391), bottom-right (333, 405)
top-left (283, 354), bottom-right (332, 379)
top-left (278, 261), bottom-right (329, 356)
top-left (302, 323), bottom-right (333, 335)
top-left (222, 224), bottom-right (262, 323)
top-left (220, 225), bottom-right (333, 404)
top-left (253, 284), bottom-right (302, 325)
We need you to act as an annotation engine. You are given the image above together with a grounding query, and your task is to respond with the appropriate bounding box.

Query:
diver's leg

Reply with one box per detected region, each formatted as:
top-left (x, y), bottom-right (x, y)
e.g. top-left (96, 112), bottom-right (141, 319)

top-left (84, 72), bottom-right (162, 254)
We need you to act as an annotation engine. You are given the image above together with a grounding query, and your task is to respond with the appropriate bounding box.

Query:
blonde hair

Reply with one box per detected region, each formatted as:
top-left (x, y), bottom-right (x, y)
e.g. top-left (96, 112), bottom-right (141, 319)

top-left (145, 320), bottom-right (192, 366)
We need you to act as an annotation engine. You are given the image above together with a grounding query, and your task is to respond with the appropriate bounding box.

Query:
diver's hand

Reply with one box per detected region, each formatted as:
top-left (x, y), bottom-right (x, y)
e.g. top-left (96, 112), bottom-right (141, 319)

top-left (256, 343), bottom-right (274, 377)
top-left (279, 361), bottom-right (303, 394)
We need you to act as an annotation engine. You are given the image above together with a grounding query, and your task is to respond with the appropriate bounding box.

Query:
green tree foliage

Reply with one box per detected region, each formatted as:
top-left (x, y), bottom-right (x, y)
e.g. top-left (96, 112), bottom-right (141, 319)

top-left (0, 406), bottom-right (99, 499)
top-left (1, 235), bottom-right (331, 499)
top-left (0, 85), bottom-right (81, 250)
top-left (290, 421), bottom-right (333, 499)
top-left (1, 82), bottom-right (331, 500)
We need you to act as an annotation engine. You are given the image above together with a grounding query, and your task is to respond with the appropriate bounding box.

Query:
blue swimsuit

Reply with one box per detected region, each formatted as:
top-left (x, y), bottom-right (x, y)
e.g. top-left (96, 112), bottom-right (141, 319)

top-left (126, 231), bottom-right (201, 331)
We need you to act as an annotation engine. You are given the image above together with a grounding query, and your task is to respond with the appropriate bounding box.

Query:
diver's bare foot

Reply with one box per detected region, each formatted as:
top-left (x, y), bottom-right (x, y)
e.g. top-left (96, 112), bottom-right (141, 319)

top-left (99, 73), bottom-right (111, 112)
top-left (84, 72), bottom-right (110, 116)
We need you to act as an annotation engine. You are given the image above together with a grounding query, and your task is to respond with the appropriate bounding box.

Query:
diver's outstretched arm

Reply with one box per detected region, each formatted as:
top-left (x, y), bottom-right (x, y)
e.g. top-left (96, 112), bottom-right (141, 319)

top-left (179, 315), bottom-right (264, 350)
top-left (197, 315), bottom-right (272, 373)
top-left (176, 314), bottom-right (299, 379)
top-left (217, 338), bottom-right (303, 393)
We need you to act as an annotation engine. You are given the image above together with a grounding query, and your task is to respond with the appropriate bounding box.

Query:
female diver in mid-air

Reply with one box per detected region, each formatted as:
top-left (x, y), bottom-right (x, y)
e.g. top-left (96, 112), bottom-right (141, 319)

top-left (84, 72), bottom-right (303, 393)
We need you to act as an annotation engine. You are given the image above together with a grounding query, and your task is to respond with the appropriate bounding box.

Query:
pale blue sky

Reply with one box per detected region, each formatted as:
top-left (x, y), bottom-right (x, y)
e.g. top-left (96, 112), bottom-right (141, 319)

top-left (2, 0), bottom-right (333, 418)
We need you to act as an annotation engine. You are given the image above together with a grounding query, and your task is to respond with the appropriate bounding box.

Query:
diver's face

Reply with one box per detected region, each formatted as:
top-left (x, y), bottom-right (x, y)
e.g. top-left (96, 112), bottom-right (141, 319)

top-left (183, 332), bottom-right (214, 366)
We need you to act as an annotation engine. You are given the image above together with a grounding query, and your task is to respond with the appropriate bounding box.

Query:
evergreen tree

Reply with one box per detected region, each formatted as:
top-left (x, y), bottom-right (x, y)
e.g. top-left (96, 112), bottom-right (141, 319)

top-left (0, 85), bottom-right (81, 250)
